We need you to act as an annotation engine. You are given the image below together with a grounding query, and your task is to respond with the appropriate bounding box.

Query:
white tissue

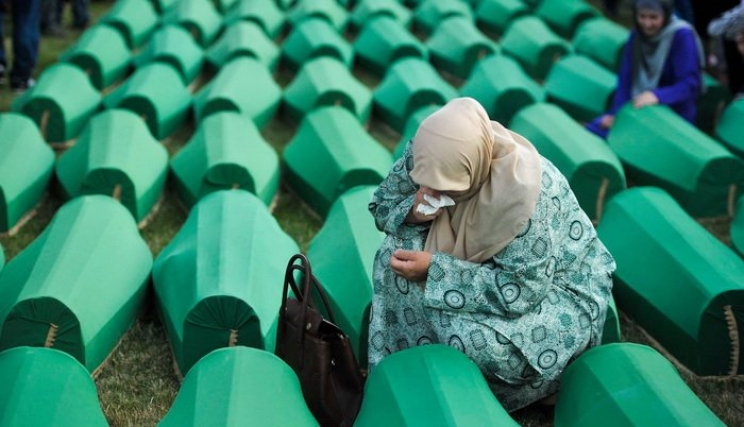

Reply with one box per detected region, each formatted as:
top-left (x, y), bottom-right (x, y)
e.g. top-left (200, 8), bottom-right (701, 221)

top-left (416, 194), bottom-right (455, 215)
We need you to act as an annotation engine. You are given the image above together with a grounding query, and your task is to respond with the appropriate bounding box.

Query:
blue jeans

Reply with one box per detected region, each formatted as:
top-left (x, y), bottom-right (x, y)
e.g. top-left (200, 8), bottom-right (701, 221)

top-left (0, 0), bottom-right (41, 85)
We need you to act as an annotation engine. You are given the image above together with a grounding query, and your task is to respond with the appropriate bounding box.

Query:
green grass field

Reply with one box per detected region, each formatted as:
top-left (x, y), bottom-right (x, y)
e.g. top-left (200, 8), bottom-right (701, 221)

top-left (1, 1), bottom-right (743, 426)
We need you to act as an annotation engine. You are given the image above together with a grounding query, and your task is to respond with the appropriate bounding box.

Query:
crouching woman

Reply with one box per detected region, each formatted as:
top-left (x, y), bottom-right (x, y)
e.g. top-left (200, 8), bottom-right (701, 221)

top-left (367, 97), bottom-right (616, 412)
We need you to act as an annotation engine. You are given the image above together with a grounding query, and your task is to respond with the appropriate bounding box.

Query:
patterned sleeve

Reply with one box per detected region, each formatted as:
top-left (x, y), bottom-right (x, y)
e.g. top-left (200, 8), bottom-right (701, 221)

top-left (368, 141), bottom-right (430, 237)
top-left (422, 243), bottom-right (552, 317)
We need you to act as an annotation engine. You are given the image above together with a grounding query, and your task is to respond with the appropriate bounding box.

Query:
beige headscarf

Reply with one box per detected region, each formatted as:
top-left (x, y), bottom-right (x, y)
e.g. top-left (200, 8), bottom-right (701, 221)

top-left (410, 97), bottom-right (543, 263)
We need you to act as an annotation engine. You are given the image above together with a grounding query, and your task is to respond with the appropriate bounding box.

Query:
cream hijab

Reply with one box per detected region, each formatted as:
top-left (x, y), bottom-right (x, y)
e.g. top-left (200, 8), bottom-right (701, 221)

top-left (410, 97), bottom-right (543, 263)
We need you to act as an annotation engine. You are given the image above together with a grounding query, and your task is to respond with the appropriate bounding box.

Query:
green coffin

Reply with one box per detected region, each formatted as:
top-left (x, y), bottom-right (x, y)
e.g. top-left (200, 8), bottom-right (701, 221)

top-left (0, 195), bottom-right (152, 373)
top-left (134, 24), bottom-right (205, 85)
top-left (105, 62), bottom-right (193, 140)
top-left (12, 63), bottom-right (101, 144)
top-left (715, 98), bottom-right (744, 158)
top-left (603, 294), bottom-right (621, 344)
top-left (426, 16), bottom-right (498, 79)
top-left (286, 0), bottom-right (349, 33)
top-left (355, 345), bottom-right (519, 427)
top-left (535, 0), bottom-right (600, 39)
top-left (373, 57), bottom-right (458, 132)
top-left (157, 347), bottom-right (318, 427)
top-left (500, 15), bottom-right (573, 81)
top-left (281, 17), bottom-right (353, 72)
top-left (0, 347), bottom-right (108, 427)
top-left (475, 0), bottom-right (530, 36)
top-left (732, 196), bottom-right (744, 257)
top-left (306, 186), bottom-right (384, 364)
top-left (283, 106), bottom-right (393, 218)
top-left (283, 57), bottom-right (372, 124)
top-left (223, 0), bottom-right (286, 39)
top-left (459, 54), bottom-right (545, 126)
top-left (193, 57), bottom-right (280, 128)
top-left (544, 54), bottom-right (617, 123)
top-left (412, 0), bottom-right (473, 35)
top-left (60, 25), bottom-right (131, 90)
top-left (352, 16), bottom-right (427, 77)
top-left (555, 343), bottom-right (727, 427)
top-left (162, 0), bottom-right (223, 48)
top-left (393, 104), bottom-right (442, 159)
top-left (170, 111), bottom-right (280, 208)
top-left (152, 190), bottom-right (299, 375)
top-left (99, 0), bottom-right (159, 49)
top-left (511, 103), bottom-right (625, 222)
top-left (572, 17), bottom-right (628, 72)
top-left (55, 109), bottom-right (168, 223)
top-left (350, 0), bottom-right (412, 30)
top-left (205, 21), bottom-right (279, 73)
top-left (697, 72), bottom-right (732, 134)
top-left (608, 105), bottom-right (744, 218)
top-left (0, 113), bottom-right (55, 233)
top-left (596, 187), bottom-right (744, 376)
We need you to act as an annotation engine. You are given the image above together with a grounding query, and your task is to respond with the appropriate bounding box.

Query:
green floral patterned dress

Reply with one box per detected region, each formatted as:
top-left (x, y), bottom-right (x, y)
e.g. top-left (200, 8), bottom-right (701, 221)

top-left (367, 142), bottom-right (616, 412)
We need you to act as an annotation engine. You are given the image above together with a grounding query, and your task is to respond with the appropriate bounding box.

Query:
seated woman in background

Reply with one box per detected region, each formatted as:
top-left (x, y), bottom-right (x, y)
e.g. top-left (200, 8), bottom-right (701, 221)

top-left (587, 0), bottom-right (704, 139)
top-left (367, 97), bottom-right (616, 412)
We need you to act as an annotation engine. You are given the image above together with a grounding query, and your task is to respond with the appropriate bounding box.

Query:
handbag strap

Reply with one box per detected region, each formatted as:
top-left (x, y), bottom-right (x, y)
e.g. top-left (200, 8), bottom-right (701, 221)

top-left (281, 253), bottom-right (339, 326)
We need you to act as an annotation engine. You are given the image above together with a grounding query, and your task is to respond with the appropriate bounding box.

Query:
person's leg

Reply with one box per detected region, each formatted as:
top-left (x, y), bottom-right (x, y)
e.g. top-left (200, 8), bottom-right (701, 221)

top-left (40, 0), bottom-right (65, 37)
top-left (9, 0), bottom-right (41, 90)
top-left (71, 0), bottom-right (89, 28)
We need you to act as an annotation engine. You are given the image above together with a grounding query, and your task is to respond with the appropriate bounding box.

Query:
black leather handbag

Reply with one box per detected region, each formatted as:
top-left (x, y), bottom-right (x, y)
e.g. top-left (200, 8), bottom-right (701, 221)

top-left (275, 254), bottom-right (364, 427)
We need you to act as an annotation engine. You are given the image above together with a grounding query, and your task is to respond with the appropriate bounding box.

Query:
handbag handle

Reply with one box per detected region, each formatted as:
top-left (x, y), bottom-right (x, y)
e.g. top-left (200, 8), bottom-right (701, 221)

top-left (279, 253), bottom-right (339, 333)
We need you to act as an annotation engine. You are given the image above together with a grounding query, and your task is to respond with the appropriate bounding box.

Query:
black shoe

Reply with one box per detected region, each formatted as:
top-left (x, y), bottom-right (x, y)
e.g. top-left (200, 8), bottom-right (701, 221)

top-left (11, 77), bottom-right (36, 94)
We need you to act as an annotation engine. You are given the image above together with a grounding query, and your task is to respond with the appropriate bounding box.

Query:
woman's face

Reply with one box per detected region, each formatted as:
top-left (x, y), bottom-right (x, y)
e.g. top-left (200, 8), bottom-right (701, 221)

top-left (636, 8), bottom-right (665, 37)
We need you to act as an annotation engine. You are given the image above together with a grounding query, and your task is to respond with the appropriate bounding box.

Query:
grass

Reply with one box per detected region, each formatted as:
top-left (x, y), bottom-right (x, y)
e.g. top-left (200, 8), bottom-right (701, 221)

top-left (0, 1), bottom-right (743, 426)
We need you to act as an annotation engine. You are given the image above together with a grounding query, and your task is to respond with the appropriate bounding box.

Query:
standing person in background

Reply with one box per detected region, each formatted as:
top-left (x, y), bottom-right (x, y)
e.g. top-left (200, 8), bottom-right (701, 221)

top-left (0, 0), bottom-right (41, 92)
top-left (367, 97), bottom-right (616, 412)
top-left (708, 1), bottom-right (744, 97)
top-left (586, 0), bottom-right (704, 139)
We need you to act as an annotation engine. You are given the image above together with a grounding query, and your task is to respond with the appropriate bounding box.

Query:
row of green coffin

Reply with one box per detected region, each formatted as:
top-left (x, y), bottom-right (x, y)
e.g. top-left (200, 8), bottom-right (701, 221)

top-left (74, 0), bottom-right (627, 87)
top-left (2, 93), bottom-right (742, 240)
top-left (3, 146), bottom-right (743, 380)
top-left (63, 9), bottom-right (615, 98)
top-left (73, 0), bottom-right (734, 131)
top-left (0, 342), bottom-right (726, 426)
top-left (98, 0), bottom-right (608, 59)
top-left (38, 0), bottom-right (617, 135)
top-left (17, 22), bottom-right (734, 156)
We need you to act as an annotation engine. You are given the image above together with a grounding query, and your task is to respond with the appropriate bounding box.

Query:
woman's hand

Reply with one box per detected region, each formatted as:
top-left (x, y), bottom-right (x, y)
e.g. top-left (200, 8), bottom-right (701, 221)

top-left (390, 250), bottom-right (431, 283)
top-left (405, 187), bottom-right (442, 224)
top-left (633, 91), bottom-right (659, 108)
top-left (599, 114), bottom-right (615, 129)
